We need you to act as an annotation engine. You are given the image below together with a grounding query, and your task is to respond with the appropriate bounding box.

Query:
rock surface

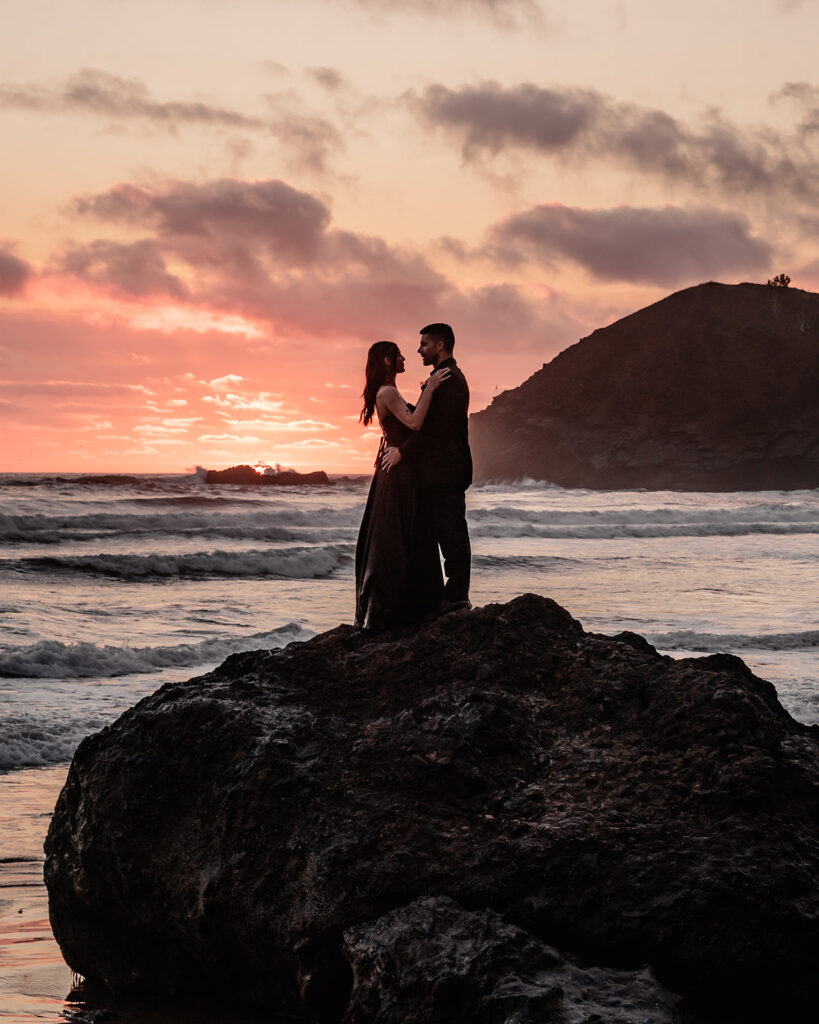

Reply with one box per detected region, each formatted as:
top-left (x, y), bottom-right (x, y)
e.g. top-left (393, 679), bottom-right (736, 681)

top-left (205, 464), bottom-right (330, 485)
top-left (470, 282), bottom-right (819, 489)
top-left (45, 594), bottom-right (819, 1022)
top-left (343, 896), bottom-right (679, 1024)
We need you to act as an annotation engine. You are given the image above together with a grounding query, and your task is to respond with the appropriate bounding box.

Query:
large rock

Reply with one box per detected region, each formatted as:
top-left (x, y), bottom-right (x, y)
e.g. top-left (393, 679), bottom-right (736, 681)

top-left (45, 595), bottom-right (819, 1022)
top-left (470, 281), bottom-right (819, 489)
top-left (343, 896), bottom-right (679, 1023)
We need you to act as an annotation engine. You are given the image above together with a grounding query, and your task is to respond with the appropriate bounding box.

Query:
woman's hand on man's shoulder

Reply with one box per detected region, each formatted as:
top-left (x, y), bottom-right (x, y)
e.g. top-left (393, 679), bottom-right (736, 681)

top-left (426, 367), bottom-right (452, 390)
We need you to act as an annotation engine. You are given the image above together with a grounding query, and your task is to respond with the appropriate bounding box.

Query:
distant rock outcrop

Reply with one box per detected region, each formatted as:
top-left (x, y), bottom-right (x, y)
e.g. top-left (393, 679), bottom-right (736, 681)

top-left (45, 595), bottom-right (819, 1023)
top-left (205, 464), bottom-right (330, 485)
top-left (470, 282), bottom-right (819, 489)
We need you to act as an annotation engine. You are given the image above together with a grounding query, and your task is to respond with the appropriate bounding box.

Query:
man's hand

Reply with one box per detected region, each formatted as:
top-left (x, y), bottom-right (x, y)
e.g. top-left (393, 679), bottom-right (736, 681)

top-left (380, 446), bottom-right (402, 472)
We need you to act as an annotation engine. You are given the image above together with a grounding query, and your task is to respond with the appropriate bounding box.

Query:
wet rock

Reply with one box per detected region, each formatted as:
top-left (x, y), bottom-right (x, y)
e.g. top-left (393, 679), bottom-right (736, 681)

top-left (45, 594), bottom-right (819, 1022)
top-left (204, 464), bottom-right (329, 485)
top-left (342, 896), bottom-right (679, 1023)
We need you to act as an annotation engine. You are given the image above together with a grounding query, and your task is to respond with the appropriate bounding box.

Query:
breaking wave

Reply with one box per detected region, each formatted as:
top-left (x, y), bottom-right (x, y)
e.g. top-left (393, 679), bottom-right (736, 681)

top-left (15, 545), bottom-right (351, 579)
top-left (0, 622), bottom-right (310, 679)
top-left (0, 507), bottom-right (360, 544)
top-left (0, 622), bottom-right (314, 768)
top-left (469, 501), bottom-right (819, 539)
top-left (471, 522), bottom-right (819, 539)
top-left (649, 630), bottom-right (819, 653)
top-left (0, 710), bottom-right (111, 770)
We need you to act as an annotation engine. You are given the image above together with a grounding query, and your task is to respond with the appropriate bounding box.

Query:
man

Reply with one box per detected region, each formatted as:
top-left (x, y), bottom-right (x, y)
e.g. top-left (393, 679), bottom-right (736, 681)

top-left (381, 322), bottom-right (473, 612)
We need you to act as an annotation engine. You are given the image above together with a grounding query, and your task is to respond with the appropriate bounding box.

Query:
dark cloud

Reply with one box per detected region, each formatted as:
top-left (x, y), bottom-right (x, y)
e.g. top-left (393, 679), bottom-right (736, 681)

top-left (0, 249), bottom-right (31, 296)
top-left (72, 179), bottom-right (332, 266)
top-left (0, 69), bottom-right (266, 130)
top-left (307, 67), bottom-right (349, 92)
top-left (488, 203), bottom-right (773, 285)
top-left (411, 81), bottom-right (819, 203)
top-left (414, 83), bottom-right (598, 156)
top-left (59, 240), bottom-right (188, 299)
top-left (64, 177), bottom-right (445, 318)
top-left (63, 175), bottom-right (577, 357)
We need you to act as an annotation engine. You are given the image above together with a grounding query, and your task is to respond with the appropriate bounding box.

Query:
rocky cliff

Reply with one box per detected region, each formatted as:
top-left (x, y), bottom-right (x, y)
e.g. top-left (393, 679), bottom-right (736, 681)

top-left (470, 282), bottom-right (819, 489)
top-left (45, 595), bottom-right (819, 1022)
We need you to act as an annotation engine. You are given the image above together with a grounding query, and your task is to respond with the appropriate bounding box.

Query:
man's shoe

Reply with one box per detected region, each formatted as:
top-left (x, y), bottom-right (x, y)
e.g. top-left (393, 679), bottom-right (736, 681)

top-left (438, 599), bottom-right (472, 615)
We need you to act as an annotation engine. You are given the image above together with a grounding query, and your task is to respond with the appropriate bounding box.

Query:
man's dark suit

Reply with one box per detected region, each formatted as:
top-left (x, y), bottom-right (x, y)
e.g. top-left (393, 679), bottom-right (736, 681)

top-left (398, 355), bottom-right (472, 603)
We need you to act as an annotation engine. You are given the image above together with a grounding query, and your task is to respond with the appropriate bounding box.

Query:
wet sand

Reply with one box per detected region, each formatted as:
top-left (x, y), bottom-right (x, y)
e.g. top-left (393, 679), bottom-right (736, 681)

top-left (0, 767), bottom-right (73, 1023)
top-left (0, 858), bottom-right (74, 1023)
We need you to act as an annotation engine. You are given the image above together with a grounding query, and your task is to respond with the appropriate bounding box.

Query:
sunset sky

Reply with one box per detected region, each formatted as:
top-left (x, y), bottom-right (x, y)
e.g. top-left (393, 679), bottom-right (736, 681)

top-left (2, 0), bottom-right (818, 473)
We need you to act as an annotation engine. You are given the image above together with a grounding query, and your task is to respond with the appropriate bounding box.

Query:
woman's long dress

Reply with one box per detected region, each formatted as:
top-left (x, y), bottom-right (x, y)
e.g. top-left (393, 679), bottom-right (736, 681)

top-left (355, 413), bottom-right (444, 630)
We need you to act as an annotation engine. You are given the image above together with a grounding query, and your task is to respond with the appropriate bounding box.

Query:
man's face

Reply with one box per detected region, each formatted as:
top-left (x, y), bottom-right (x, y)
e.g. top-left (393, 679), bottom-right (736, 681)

top-left (418, 335), bottom-right (443, 367)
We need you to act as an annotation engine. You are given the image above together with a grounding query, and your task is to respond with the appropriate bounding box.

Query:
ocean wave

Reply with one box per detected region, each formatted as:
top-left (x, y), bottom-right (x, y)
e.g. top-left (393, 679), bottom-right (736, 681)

top-left (470, 501), bottom-right (819, 525)
top-left (0, 507), bottom-right (361, 543)
top-left (472, 478), bottom-right (567, 492)
top-left (0, 622), bottom-right (310, 679)
top-left (648, 630), bottom-right (819, 653)
top-left (0, 710), bottom-right (110, 770)
top-left (14, 545), bottom-right (351, 579)
top-left (0, 472), bottom-right (202, 490)
top-left (6, 500), bottom-right (817, 546)
top-left (470, 521), bottom-right (819, 540)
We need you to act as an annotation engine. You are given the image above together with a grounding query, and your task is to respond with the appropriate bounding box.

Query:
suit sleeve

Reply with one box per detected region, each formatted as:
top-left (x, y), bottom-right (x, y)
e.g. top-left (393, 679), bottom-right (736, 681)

top-left (398, 374), bottom-right (468, 462)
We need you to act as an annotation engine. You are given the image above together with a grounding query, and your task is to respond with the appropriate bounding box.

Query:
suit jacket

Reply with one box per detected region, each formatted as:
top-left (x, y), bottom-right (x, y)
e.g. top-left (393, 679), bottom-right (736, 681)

top-left (399, 356), bottom-right (473, 490)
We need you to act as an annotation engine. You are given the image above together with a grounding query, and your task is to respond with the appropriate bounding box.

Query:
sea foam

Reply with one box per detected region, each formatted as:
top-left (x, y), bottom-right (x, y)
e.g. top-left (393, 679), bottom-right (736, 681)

top-left (0, 623), bottom-right (310, 679)
top-left (649, 629), bottom-right (819, 652)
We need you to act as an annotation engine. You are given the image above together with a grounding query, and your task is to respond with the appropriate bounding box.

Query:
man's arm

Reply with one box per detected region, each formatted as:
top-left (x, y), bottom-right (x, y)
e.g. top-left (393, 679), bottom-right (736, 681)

top-left (381, 385), bottom-right (434, 472)
top-left (380, 414), bottom-right (424, 472)
top-left (381, 369), bottom-right (467, 472)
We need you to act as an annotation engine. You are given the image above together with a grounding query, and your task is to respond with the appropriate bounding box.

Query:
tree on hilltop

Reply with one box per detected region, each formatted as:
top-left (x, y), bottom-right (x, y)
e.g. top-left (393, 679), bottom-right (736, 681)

top-left (767, 273), bottom-right (791, 287)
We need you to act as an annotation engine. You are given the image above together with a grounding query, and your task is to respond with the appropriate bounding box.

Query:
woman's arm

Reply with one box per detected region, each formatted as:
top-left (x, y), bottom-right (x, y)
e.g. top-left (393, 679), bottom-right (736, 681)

top-left (375, 368), bottom-right (450, 430)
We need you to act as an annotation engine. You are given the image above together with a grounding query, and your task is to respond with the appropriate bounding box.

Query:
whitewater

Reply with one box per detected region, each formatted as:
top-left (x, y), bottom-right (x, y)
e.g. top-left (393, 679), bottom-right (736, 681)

top-left (1, 472), bottom-right (817, 772)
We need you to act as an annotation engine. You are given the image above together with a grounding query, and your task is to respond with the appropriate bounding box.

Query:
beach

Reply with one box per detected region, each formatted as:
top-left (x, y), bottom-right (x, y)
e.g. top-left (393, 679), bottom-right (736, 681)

top-left (1, 473), bottom-right (816, 1021)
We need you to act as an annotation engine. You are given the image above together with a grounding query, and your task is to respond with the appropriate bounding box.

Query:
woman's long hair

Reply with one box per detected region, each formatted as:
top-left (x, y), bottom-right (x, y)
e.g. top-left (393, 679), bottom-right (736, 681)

top-left (360, 341), bottom-right (399, 426)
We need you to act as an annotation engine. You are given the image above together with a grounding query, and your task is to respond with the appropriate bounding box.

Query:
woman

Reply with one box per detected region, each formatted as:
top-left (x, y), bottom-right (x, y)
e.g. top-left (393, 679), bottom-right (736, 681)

top-left (355, 340), bottom-right (450, 630)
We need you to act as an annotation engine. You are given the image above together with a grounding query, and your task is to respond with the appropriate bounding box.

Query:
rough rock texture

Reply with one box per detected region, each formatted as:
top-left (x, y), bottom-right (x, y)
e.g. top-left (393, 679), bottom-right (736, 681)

top-left (342, 896), bottom-right (679, 1023)
top-left (470, 282), bottom-right (819, 489)
top-left (45, 595), bottom-right (819, 1022)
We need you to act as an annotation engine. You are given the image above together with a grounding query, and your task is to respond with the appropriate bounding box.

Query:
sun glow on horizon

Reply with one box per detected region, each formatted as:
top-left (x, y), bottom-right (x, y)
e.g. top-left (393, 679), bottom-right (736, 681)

top-left (3, 0), bottom-right (817, 471)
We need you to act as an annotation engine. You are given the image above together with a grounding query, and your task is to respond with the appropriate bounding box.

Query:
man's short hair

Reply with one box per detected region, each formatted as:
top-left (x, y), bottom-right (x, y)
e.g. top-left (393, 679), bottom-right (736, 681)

top-left (420, 322), bottom-right (455, 351)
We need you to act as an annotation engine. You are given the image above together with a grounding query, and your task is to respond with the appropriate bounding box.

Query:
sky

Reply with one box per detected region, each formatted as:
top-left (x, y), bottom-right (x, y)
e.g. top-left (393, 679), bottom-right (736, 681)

top-left (2, 0), bottom-right (818, 473)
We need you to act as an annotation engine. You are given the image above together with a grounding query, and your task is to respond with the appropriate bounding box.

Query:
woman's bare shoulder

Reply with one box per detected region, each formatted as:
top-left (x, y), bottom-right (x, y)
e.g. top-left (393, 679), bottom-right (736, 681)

top-left (375, 384), bottom-right (400, 407)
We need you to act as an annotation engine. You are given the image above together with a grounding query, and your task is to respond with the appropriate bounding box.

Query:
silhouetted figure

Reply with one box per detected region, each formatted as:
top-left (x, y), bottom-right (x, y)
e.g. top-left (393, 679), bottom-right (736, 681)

top-left (355, 340), bottom-right (449, 630)
top-left (380, 323), bottom-right (473, 611)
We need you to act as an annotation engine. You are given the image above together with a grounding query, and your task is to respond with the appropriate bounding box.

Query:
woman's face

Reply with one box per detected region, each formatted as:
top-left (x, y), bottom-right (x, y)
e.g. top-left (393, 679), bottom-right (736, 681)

top-left (393, 349), bottom-right (406, 374)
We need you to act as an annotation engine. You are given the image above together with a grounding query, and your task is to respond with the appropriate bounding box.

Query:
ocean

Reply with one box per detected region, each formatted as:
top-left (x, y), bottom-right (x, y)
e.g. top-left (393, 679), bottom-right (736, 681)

top-left (1, 471), bottom-right (817, 1020)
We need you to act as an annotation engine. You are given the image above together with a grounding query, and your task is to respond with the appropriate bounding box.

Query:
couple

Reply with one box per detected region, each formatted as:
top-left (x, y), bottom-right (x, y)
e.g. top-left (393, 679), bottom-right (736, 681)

top-left (355, 323), bottom-right (472, 631)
